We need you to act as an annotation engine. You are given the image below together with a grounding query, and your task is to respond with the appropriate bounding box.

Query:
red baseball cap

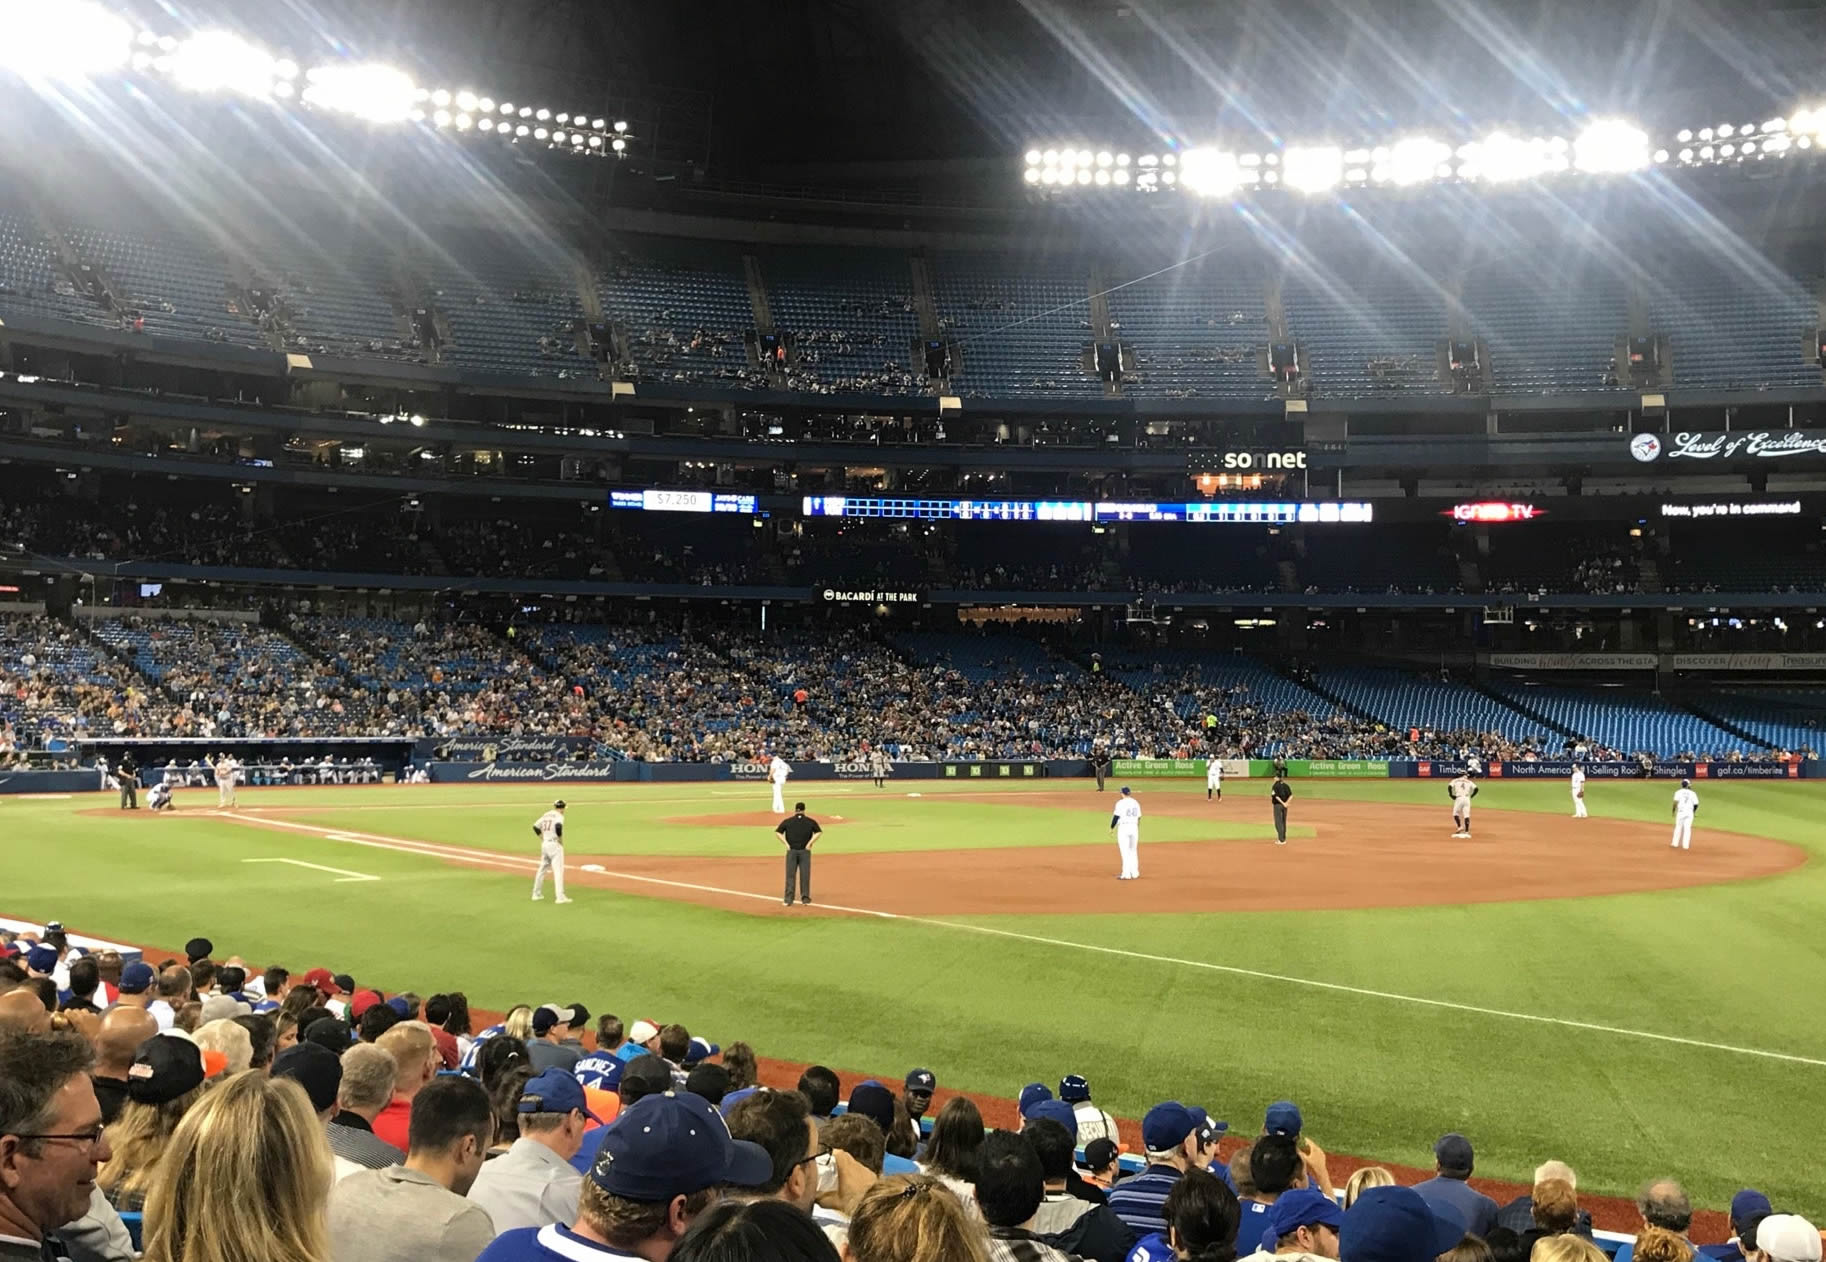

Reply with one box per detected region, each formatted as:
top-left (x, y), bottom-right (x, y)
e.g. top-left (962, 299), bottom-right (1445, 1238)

top-left (300, 968), bottom-right (341, 996)
top-left (349, 989), bottom-right (384, 1019)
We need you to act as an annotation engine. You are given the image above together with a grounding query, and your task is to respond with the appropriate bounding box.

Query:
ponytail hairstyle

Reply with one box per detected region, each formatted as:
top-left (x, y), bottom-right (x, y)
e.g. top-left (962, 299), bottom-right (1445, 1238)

top-left (1164, 1168), bottom-right (1241, 1262)
top-left (846, 1176), bottom-right (987, 1262)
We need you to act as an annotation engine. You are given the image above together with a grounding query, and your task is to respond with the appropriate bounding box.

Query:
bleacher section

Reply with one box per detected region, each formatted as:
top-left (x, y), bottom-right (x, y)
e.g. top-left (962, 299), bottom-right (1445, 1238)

top-left (1463, 261), bottom-right (1628, 394)
top-left (0, 205), bottom-right (111, 330)
top-left (1694, 689), bottom-right (1826, 754)
top-left (264, 234), bottom-right (412, 361)
top-left (598, 238), bottom-right (753, 384)
top-left (1315, 668), bottom-right (1553, 739)
top-left (933, 252), bottom-right (1103, 397)
top-left (60, 221), bottom-right (233, 343)
top-left (764, 247), bottom-right (923, 395)
top-left (1108, 257), bottom-right (1265, 398)
top-left (1488, 681), bottom-right (1756, 756)
top-left (1283, 264), bottom-right (1448, 397)
top-left (1644, 257), bottom-right (1822, 391)
top-left (417, 232), bottom-right (585, 378)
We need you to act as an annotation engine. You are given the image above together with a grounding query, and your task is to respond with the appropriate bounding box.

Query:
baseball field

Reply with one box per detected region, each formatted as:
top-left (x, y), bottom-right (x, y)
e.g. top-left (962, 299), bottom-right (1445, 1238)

top-left (6, 775), bottom-right (1823, 1216)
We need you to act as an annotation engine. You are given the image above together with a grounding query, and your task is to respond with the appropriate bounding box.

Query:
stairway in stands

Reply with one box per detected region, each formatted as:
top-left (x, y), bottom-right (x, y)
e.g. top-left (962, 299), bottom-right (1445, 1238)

top-left (1275, 664), bottom-right (1378, 721)
top-left (1474, 682), bottom-right (1578, 741)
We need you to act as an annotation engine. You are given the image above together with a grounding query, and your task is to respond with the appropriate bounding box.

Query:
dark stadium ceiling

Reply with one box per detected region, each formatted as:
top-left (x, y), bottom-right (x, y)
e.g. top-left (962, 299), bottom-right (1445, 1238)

top-left (97, 0), bottom-right (1826, 184)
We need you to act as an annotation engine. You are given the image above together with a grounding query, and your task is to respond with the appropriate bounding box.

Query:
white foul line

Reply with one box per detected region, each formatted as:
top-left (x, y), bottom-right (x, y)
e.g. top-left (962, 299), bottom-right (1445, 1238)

top-left (241, 857), bottom-right (380, 883)
top-left (212, 812), bottom-right (1826, 1070)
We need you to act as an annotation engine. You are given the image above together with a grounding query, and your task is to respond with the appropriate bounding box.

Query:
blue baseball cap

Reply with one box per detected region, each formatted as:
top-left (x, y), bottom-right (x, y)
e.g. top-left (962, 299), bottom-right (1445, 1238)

top-left (1019, 1083), bottom-right (1053, 1114)
top-left (1270, 1187), bottom-right (1345, 1240)
top-left (1142, 1101), bottom-right (1199, 1152)
top-left (26, 945), bottom-right (57, 974)
top-left (590, 1090), bottom-right (772, 1200)
top-left (385, 996), bottom-right (411, 1019)
top-left (1120, 786), bottom-right (1131, 794)
top-left (1025, 1099), bottom-right (1079, 1139)
top-left (1264, 1100), bottom-right (1304, 1136)
top-left (1188, 1106), bottom-right (1229, 1143)
top-left (905, 1068), bottom-right (936, 1094)
top-left (684, 1038), bottom-right (721, 1066)
top-left (1731, 1190), bottom-right (1773, 1225)
top-left (846, 1081), bottom-right (894, 1132)
top-left (1058, 1074), bottom-right (1090, 1103)
top-left (1341, 1186), bottom-right (1465, 1262)
top-left (520, 1069), bottom-right (601, 1122)
top-left (119, 961), bottom-right (155, 994)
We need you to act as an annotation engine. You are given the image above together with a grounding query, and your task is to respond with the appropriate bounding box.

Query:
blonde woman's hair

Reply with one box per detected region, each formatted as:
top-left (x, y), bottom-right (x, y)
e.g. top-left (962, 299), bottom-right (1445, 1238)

top-left (1632, 1229), bottom-right (1695, 1262)
top-left (1342, 1166), bottom-right (1396, 1209)
top-left (1531, 1235), bottom-right (1609, 1262)
top-left (141, 1071), bottom-right (332, 1262)
top-left (503, 1005), bottom-right (534, 1041)
top-left (98, 1088), bottom-right (204, 1208)
top-left (192, 1020), bottom-right (253, 1076)
top-left (1532, 1179), bottom-right (1579, 1234)
top-left (846, 1175), bottom-right (988, 1262)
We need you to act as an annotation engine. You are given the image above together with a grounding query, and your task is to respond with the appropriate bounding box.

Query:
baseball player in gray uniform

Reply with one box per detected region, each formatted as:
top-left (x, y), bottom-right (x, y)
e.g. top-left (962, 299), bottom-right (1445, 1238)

top-left (531, 800), bottom-right (571, 903)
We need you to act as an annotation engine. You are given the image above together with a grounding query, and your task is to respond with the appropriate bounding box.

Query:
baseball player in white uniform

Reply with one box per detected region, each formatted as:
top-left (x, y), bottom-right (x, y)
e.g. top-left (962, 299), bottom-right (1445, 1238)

top-left (214, 754), bottom-right (240, 807)
top-left (1111, 786), bottom-right (1143, 879)
top-left (1670, 779), bottom-right (1699, 850)
top-left (531, 799), bottom-right (572, 903)
top-left (768, 754), bottom-right (792, 815)
top-left (1448, 773), bottom-right (1478, 838)
top-left (1205, 758), bottom-right (1223, 802)
top-left (147, 781), bottom-right (174, 812)
top-left (1570, 764), bottom-right (1587, 818)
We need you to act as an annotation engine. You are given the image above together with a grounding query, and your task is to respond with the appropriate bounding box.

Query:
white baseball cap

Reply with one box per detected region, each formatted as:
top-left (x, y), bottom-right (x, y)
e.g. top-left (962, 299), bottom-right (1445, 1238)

top-left (629, 1019), bottom-right (661, 1044)
top-left (1755, 1216), bottom-right (1822, 1262)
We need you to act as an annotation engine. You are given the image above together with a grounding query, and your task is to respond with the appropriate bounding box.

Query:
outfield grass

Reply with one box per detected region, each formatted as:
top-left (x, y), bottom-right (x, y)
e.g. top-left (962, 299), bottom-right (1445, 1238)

top-left (5, 777), bottom-right (1822, 1215)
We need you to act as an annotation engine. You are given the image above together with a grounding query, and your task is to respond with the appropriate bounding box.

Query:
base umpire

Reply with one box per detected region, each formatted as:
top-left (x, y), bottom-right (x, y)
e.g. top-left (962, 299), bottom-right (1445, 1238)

top-left (776, 802), bottom-right (821, 906)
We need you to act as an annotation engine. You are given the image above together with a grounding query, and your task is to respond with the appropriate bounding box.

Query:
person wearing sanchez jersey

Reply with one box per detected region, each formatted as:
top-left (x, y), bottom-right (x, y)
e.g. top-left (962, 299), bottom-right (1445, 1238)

top-left (474, 1089), bottom-right (773, 1262)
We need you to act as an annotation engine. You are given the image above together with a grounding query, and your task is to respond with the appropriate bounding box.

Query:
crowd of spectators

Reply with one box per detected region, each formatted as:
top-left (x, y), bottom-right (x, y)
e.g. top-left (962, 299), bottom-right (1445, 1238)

top-left (2, 924), bottom-right (1818, 1262)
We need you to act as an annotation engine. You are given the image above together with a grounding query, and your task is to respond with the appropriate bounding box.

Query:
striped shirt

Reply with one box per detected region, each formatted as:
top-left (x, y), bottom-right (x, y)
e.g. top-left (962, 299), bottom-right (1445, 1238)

top-left (1106, 1166), bottom-right (1183, 1238)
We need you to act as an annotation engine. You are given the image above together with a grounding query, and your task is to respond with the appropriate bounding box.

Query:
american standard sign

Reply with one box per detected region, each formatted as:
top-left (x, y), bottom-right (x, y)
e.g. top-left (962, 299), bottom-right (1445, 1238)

top-left (1631, 430), bottom-right (1826, 462)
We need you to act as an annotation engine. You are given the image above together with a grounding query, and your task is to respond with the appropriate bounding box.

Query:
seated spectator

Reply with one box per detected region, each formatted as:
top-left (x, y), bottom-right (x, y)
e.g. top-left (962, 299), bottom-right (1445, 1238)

top-left (1127, 1167), bottom-right (1241, 1262)
top-left (815, 1112), bottom-right (886, 1248)
top-left (1636, 1229), bottom-right (1697, 1262)
top-left (137, 1069), bottom-right (331, 1262)
top-left (98, 1033), bottom-right (226, 1211)
top-left (372, 1021), bottom-right (440, 1150)
top-left (272, 1040), bottom-right (358, 1178)
top-left (1238, 1135), bottom-right (1307, 1256)
top-left (846, 1176), bottom-right (988, 1262)
top-left (684, 1063), bottom-right (730, 1108)
top-left (90, 1007), bottom-right (158, 1125)
top-left (1337, 1185), bottom-right (1464, 1262)
top-left (1083, 1139), bottom-right (1123, 1192)
top-left (525, 1007), bottom-right (581, 1074)
top-left (191, 1018), bottom-right (254, 1075)
top-left (1700, 1191), bottom-right (1773, 1262)
top-left (1745, 1216), bottom-right (1821, 1262)
top-left (328, 1042), bottom-right (406, 1170)
top-left (918, 1097), bottom-right (984, 1211)
top-left (1497, 1164), bottom-right (1591, 1240)
top-left (1341, 1169), bottom-right (1394, 1211)
top-left (1111, 1103), bottom-right (1225, 1239)
top-left (799, 1066), bottom-right (841, 1134)
top-left (976, 1129), bottom-right (1080, 1262)
top-left (723, 1087), bottom-right (820, 1214)
top-left (474, 1090), bottom-right (772, 1262)
top-left (845, 1081), bottom-right (920, 1174)
top-left (467, 1068), bottom-right (592, 1233)
top-left (671, 1198), bottom-right (842, 1262)
top-left (1613, 1180), bottom-right (1701, 1262)
top-left (568, 1054), bottom-right (675, 1176)
top-left (721, 1041), bottom-right (758, 1091)
top-left (0, 1029), bottom-right (111, 1262)
top-left (331, 1075), bottom-right (497, 1262)
top-left (234, 1012), bottom-right (277, 1072)
top-left (1444, 1240), bottom-right (1495, 1262)
top-left (1532, 1238), bottom-right (1608, 1262)
top-left (1022, 1101), bottom-right (1106, 1209)
top-left (1487, 1229), bottom-right (1529, 1262)
top-left (1413, 1134), bottom-right (1498, 1240)
top-left (1528, 1180), bottom-right (1579, 1243)
top-left (1251, 1186), bottom-right (1345, 1262)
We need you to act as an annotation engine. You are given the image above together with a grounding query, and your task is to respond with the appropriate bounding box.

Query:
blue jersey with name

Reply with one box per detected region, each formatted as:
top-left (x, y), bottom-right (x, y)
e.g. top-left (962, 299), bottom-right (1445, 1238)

top-left (458, 1023), bottom-right (508, 1074)
top-left (477, 1223), bottom-right (643, 1262)
top-left (1127, 1234), bottom-right (1174, 1262)
top-left (572, 1054), bottom-right (623, 1090)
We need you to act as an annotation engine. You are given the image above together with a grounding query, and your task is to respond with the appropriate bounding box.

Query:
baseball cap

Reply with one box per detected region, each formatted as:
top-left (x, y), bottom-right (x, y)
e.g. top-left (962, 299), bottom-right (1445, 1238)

top-left (1142, 1101), bottom-right (1199, 1153)
top-left (520, 1068), bottom-right (601, 1122)
top-left (184, 937), bottom-right (214, 963)
top-left (25, 946), bottom-right (57, 975)
top-left (590, 1091), bottom-right (772, 1201)
top-left (553, 799), bottom-right (567, 809)
top-left (1121, 785), bottom-right (1131, 794)
top-left (905, 1068), bottom-right (936, 1095)
top-left (1025, 1099), bottom-right (1079, 1140)
top-left (1434, 1133), bottom-right (1475, 1174)
top-left (1341, 1185), bottom-right (1467, 1262)
top-left (128, 1033), bottom-right (228, 1105)
top-left (332, 973), bottom-right (356, 995)
top-left (1058, 1074), bottom-right (1090, 1103)
top-left (1731, 1190), bottom-right (1774, 1226)
top-left (1264, 1100), bottom-right (1304, 1136)
top-left (1084, 1137), bottom-right (1120, 1170)
top-left (272, 1043), bottom-right (342, 1113)
top-left (386, 996), bottom-right (411, 1019)
top-left (299, 968), bottom-right (339, 996)
top-left (1270, 1187), bottom-right (1346, 1239)
top-left (119, 961), bottom-right (155, 995)
top-left (532, 1005), bottom-right (574, 1036)
top-left (349, 990), bottom-right (384, 1019)
top-left (628, 1019), bottom-right (661, 1045)
top-left (1755, 1217), bottom-right (1821, 1262)
top-left (620, 1054), bottom-right (677, 1103)
top-left (198, 994), bottom-right (251, 1023)
top-left (1187, 1106), bottom-right (1229, 1144)
top-left (1019, 1082), bottom-right (1053, 1114)
top-left (847, 1081), bottom-right (896, 1134)
top-left (684, 1037), bottom-right (721, 1067)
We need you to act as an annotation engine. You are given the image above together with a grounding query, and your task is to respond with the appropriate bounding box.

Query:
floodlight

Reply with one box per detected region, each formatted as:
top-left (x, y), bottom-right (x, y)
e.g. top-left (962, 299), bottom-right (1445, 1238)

top-left (1763, 117), bottom-right (1786, 132)
top-left (1720, 143), bottom-right (1735, 156)
top-left (1718, 123), bottom-right (1734, 138)
top-left (433, 109), bottom-right (451, 126)
top-left (1346, 167), bottom-right (1368, 182)
top-left (1161, 170), bottom-right (1176, 185)
top-left (272, 81), bottom-right (294, 98)
top-left (168, 31), bottom-right (282, 97)
top-left (536, 107), bottom-right (551, 120)
top-left (131, 51), bottom-right (154, 70)
top-left (1076, 168), bottom-right (1092, 184)
top-left (515, 124), bottom-right (530, 136)
top-left (1739, 123), bottom-right (1754, 135)
top-left (455, 90), bottom-right (478, 111)
top-left (1075, 148), bottom-right (1093, 165)
top-left (303, 63), bottom-right (420, 123)
top-left (1763, 135), bottom-right (1792, 153)
top-left (1096, 150), bottom-right (1112, 167)
top-left (1161, 153), bottom-right (1177, 166)
top-left (1345, 147), bottom-right (1371, 164)
top-left (1113, 168), bottom-right (1129, 184)
top-left (1180, 148), bottom-right (1241, 196)
top-left (1802, 137), bottom-right (1815, 149)
top-left (1676, 128), bottom-right (1693, 142)
top-left (431, 89), bottom-right (451, 106)
top-left (1043, 148), bottom-right (1060, 165)
top-left (1284, 145), bottom-right (1343, 193)
top-left (499, 102), bottom-right (514, 114)
top-left (157, 35), bottom-right (177, 51)
top-left (1382, 136), bottom-right (1449, 185)
top-left (613, 120), bottom-right (627, 133)
top-left (1115, 153), bottom-right (1129, 166)
top-left (519, 106), bottom-right (533, 117)
top-left (274, 59), bottom-right (299, 80)
top-left (478, 117), bottom-right (495, 131)
top-left (571, 133), bottom-right (583, 145)
top-left (1041, 169), bottom-right (1059, 185)
top-left (0, 0), bottom-right (133, 80)
top-left (1652, 148), bottom-right (1668, 162)
top-left (533, 126), bottom-right (547, 139)
top-left (610, 137), bottom-right (626, 152)
top-left (1698, 126), bottom-right (1714, 140)
top-left (1741, 141), bottom-right (1756, 154)
top-left (588, 135), bottom-right (603, 148)
top-left (1137, 154), bottom-right (1158, 167)
top-left (1262, 170), bottom-right (1279, 184)
top-left (1025, 149), bottom-right (1041, 165)
top-left (1699, 144), bottom-right (1715, 158)
top-left (1024, 167), bottom-right (1040, 183)
top-left (1573, 119), bottom-right (1648, 173)
top-left (454, 112), bottom-right (472, 130)
top-left (1094, 169), bottom-right (1110, 184)
top-left (1677, 147), bottom-right (1693, 161)
top-left (552, 130), bottom-right (566, 143)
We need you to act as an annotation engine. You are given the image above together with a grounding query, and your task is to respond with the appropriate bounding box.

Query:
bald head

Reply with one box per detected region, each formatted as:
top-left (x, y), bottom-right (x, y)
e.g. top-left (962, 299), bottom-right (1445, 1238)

top-left (156, 965), bottom-right (191, 1000)
top-left (0, 987), bottom-right (52, 1035)
top-left (97, 1006), bottom-right (159, 1073)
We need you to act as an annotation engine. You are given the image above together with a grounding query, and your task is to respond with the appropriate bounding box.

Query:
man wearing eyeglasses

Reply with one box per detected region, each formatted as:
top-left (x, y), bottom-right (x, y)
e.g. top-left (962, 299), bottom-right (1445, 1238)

top-left (0, 1030), bottom-right (115, 1262)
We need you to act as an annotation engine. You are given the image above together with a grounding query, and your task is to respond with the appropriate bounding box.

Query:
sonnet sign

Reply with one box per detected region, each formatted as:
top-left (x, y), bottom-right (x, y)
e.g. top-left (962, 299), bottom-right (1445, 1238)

top-left (1631, 430), bottom-right (1826, 463)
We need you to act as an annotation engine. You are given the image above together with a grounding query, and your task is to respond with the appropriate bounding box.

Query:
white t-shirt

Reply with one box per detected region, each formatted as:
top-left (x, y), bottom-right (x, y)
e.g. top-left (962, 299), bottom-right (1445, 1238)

top-left (1673, 787), bottom-right (1699, 817)
top-left (1114, 797), bottom-right (1142, 832)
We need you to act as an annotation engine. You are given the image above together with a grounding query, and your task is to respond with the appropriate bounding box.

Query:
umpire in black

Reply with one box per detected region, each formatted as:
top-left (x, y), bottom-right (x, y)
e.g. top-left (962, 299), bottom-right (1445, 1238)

top-left (1270, 772), bottom-right (1292, 844)
top-left (776, 801), bottom-right (821, 906)
top-left (1091, 746), bottom-right (1112, 792)
top-left (118, 752), bottom-right (139, 809)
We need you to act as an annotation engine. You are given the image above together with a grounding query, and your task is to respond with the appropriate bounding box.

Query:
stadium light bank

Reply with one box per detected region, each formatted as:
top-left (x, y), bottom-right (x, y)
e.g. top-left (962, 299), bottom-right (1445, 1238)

top-left (0, 0), bottom-right (633, 157)
top-left (1022, 112), bottom-right (1825, 195)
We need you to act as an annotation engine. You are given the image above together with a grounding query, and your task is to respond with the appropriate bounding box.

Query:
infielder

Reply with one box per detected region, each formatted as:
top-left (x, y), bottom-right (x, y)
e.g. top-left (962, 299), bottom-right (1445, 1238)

top-left (214, 754), bottom-right (240, 808)
top-left (1670, 779), bottom-right (1699, 850)
top-left (768, 754), bottom-right (792, 815)
top-left (1570, 764), bottom-right (1587, 818)
top-left (868, 748), bottom-right (892, 789)
top-left (1448, 773), bottom-right (1478, 838)
top-left (1205, 757), bottom-right (1222, 802)
top-left (1111, 786), bottom-right (1142, 880)
top-left (531, 799), bottom-right (572, 903)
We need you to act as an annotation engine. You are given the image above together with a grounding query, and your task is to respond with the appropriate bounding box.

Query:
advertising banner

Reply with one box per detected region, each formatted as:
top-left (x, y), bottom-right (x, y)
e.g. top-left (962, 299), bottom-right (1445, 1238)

top-left (1629, 430), bottom-right (1826, 463)
top-left (1697, 762), bottom-right (1800, 779)
top-left (426, 737), bottom-right (596, 762)
top-left (1112, 759), bottom-right (1203, 777)
top-left (1487, 654), bottom-right (1660, 671)
top-left (433, 761), bottom-right (634, 784)
top-left (428, 759), bottom-right (1087, 784)
top-left (1670, 654), bottom-right (1826, 671)
top-left (1481, 760), bottom-right (1696, 779)
top-left (1301, 759), bottom-right (1391, 778)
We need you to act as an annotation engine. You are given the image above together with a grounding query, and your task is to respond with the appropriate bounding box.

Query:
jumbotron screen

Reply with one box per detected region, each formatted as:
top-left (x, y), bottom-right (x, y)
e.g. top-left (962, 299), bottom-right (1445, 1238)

top-left (801, 497), bottom-right (1373, 524)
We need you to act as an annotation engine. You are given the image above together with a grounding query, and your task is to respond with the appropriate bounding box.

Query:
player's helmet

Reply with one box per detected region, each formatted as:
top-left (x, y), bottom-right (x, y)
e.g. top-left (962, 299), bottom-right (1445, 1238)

top-left (553, 799), bottom-right (567, 810)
